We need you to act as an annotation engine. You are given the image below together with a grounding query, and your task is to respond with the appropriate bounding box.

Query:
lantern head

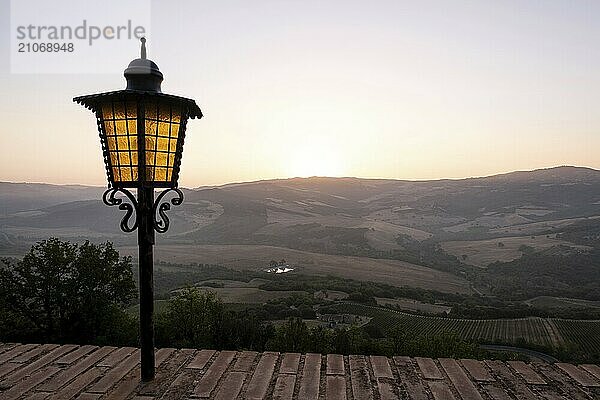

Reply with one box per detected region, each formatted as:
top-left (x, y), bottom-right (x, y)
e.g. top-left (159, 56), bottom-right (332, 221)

top-left (74, 38), bottom-right (202, 189)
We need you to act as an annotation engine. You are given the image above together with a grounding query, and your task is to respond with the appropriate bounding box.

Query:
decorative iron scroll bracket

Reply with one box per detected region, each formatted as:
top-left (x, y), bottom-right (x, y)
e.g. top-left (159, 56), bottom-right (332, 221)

top-left (102, 187), bottom-right (184, 234)
top-left (153, 188), bottom-right (184, 233)
top-left (103, 188), bottom-right (139, 233)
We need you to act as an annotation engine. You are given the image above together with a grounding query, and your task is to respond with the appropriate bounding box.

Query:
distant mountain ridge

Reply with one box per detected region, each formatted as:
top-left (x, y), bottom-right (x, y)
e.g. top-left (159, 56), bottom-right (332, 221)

top-left (0, 182), bottom-right (104, 216)
top-left (1, 166), bottom-right (599, 259)
top-left (3, 165), bottom-right (598, 202)
top-left (196, 165), bottom-right (600, 189)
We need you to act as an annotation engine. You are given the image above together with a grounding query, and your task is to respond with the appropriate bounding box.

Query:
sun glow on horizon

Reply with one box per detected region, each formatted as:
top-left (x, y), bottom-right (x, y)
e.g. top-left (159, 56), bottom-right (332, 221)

top-left (1, 2), bottom-right (600, 186)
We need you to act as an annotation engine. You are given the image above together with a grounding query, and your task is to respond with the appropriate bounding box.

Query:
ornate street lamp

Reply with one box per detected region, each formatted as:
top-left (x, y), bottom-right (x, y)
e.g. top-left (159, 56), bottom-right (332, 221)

top-left (74, 38), bottom-right (202, 380)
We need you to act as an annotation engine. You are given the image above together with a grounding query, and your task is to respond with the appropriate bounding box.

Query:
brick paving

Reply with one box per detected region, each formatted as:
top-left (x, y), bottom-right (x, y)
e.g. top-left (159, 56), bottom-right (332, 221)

top-left (0, 343), bottom-right (599, 399)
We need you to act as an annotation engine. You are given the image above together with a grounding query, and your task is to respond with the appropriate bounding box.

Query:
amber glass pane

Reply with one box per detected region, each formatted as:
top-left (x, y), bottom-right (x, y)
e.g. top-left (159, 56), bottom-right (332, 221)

top-left (157, 137), bottom-right (169, 152)
top-left (171, 108), bottom-right (181, 123)
top-left (126, 101), bottom-right (137, 118)
top-left (145, 101), bottom-right (158, 117)
top-left (120, 168), bottom-right (132, 181)
top-left (113, 106), bottom-right (125, 120)
top-left (145, 167), bottom-right (154, 180)
top-left (154, 167), bottom-right (167, 181)
top-left (168, 153), bottom-right (175, 167)
top-left (166, 168), bottom-right (172, 181)
top-left (109, 152), bottom-right (118, 165)
top-left (170, 124), bottom-right (179, 138)
top-left (131, 167), bottom-right (138, 181)
top-left (128, 136), bottom-right (138, 151)
top-left (117, 137), bottom-right (129, 149)
top-left (169, 139), bottom-right (178, 152)
top-left (114, 120), bottom-right (126, 134)
top-left (102, 103), bottom-right (114, 120)
top-left (111, 166), bottom-right (120, 180)
top-left (127, 120), bottom-right (137, 134)
top-left (102, 104), bottom-right (111, 119)
top-left (118, 152), bottom-right (131, 165)
top-left (145, 153), bottom-right (155, 165)
top-left (145, 137), bottom-right (156, 151)
top-left (106, 136), bottom-right (117, 151)
top-left (145, 120), bottom-right (157, 135)
top-left (104, 121), bottom-right (115, 135)
top-left (157, 122), bottom-right (170, 137)
top-left (158, 103), bottom-right (171, 121)
top-left (155, 153), bottom-right (167, 167)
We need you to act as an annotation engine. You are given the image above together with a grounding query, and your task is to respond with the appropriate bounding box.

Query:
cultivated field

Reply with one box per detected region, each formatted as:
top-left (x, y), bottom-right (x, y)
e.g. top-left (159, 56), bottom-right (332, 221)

top-left (553, 319), bottom-right (600, 354)
top-left (368, 208), bottom-right (459, 233)
top-left (443, 213), bottom-right (531, 233)
top-left (314, 290), bottom-right (349, 301)
top-left (196, 278), bottom-right (270, 288)
top-left (260, 207), bottom-right (432, 250)
top-left (189, 278), bottom-right (308, 303)
top-left (193, 286), bottom-right (308, 303)
top-left (324, 303), bottom-right (600, 354)
top-left (120, 244), bottom-right (473, 294)
top-left (488, 216), bottom-right (600, 236)
top-left (441, 235), bottom-right (589, 267)
top-left (525, 296), bottom-right (600, 310)
top-left (374, 297), bottom-right (451, 314)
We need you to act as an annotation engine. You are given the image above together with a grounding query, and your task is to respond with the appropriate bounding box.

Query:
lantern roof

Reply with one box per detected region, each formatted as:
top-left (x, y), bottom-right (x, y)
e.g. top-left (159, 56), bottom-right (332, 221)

top-left (73, 90), bottom-right (203, 119)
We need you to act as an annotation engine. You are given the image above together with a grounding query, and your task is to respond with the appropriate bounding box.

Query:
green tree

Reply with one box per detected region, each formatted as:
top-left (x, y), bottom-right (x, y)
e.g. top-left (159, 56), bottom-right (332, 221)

top-left (390, 325), bottom-right (407, 355)
top-left (160, 288), bottom-right (224, 349)
top-left (156, 287), bottom-right (275, 351)
top-left (308, 326), bottom-right (332, 354)
top-left (332, 329), bottom-right (351, 354)
top-left (269, 317), bottom-right (310, 353)
top-left (0, 238), bottom-right (136, 344)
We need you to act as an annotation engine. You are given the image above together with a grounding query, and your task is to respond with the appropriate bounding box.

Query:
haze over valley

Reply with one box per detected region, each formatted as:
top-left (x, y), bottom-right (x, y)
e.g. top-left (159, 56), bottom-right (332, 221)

top-left (2, 165), bottom-right (599, 295)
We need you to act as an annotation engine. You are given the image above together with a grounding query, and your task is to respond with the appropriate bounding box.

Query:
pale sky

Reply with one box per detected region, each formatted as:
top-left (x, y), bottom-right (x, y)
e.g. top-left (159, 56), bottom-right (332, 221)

top-left (1, 0), bottom-right (599, 187)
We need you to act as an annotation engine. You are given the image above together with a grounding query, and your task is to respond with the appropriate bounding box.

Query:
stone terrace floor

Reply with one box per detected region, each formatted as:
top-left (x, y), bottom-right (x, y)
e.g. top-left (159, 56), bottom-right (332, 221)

top-left (1, 343), bottom-right (600, 399)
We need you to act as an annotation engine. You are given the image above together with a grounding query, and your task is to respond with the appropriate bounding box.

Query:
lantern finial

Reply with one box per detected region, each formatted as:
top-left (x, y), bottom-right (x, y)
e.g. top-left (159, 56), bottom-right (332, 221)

top-left (123, 37), bottom-right (163, 92)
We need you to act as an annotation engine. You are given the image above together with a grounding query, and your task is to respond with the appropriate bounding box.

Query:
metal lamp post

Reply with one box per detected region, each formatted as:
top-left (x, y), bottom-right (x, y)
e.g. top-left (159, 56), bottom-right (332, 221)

top-left (74, 38), bottom-right (202, 381)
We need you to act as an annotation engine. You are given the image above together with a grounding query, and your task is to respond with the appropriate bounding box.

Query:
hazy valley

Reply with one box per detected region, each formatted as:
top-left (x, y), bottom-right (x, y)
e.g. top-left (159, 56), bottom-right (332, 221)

top-left (2, 165), bottom-right (598, 272)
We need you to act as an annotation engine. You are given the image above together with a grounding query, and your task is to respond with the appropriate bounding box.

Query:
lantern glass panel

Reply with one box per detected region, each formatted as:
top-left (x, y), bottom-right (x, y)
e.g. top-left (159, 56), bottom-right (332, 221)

top-left (142, 100), bottom-right (183, 185)
top-left (93, 95), bottom-right (190, 187)
top-left (100, 100), bottom-right (139, 184)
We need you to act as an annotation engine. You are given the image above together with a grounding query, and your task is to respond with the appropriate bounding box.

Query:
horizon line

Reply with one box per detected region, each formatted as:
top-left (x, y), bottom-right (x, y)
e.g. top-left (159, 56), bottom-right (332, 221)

top-left (0, 164), bottom-right (597, 189)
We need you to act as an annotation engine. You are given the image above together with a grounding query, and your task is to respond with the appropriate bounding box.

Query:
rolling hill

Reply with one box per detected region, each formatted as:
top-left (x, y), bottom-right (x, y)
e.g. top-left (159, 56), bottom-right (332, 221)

top-left (1, 166), bottom-right (599, 293)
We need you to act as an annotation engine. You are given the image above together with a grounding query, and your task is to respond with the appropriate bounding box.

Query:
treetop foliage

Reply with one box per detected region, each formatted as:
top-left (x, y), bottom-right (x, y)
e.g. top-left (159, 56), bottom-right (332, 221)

top-left (0, 238), bottom-right (136, 344)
